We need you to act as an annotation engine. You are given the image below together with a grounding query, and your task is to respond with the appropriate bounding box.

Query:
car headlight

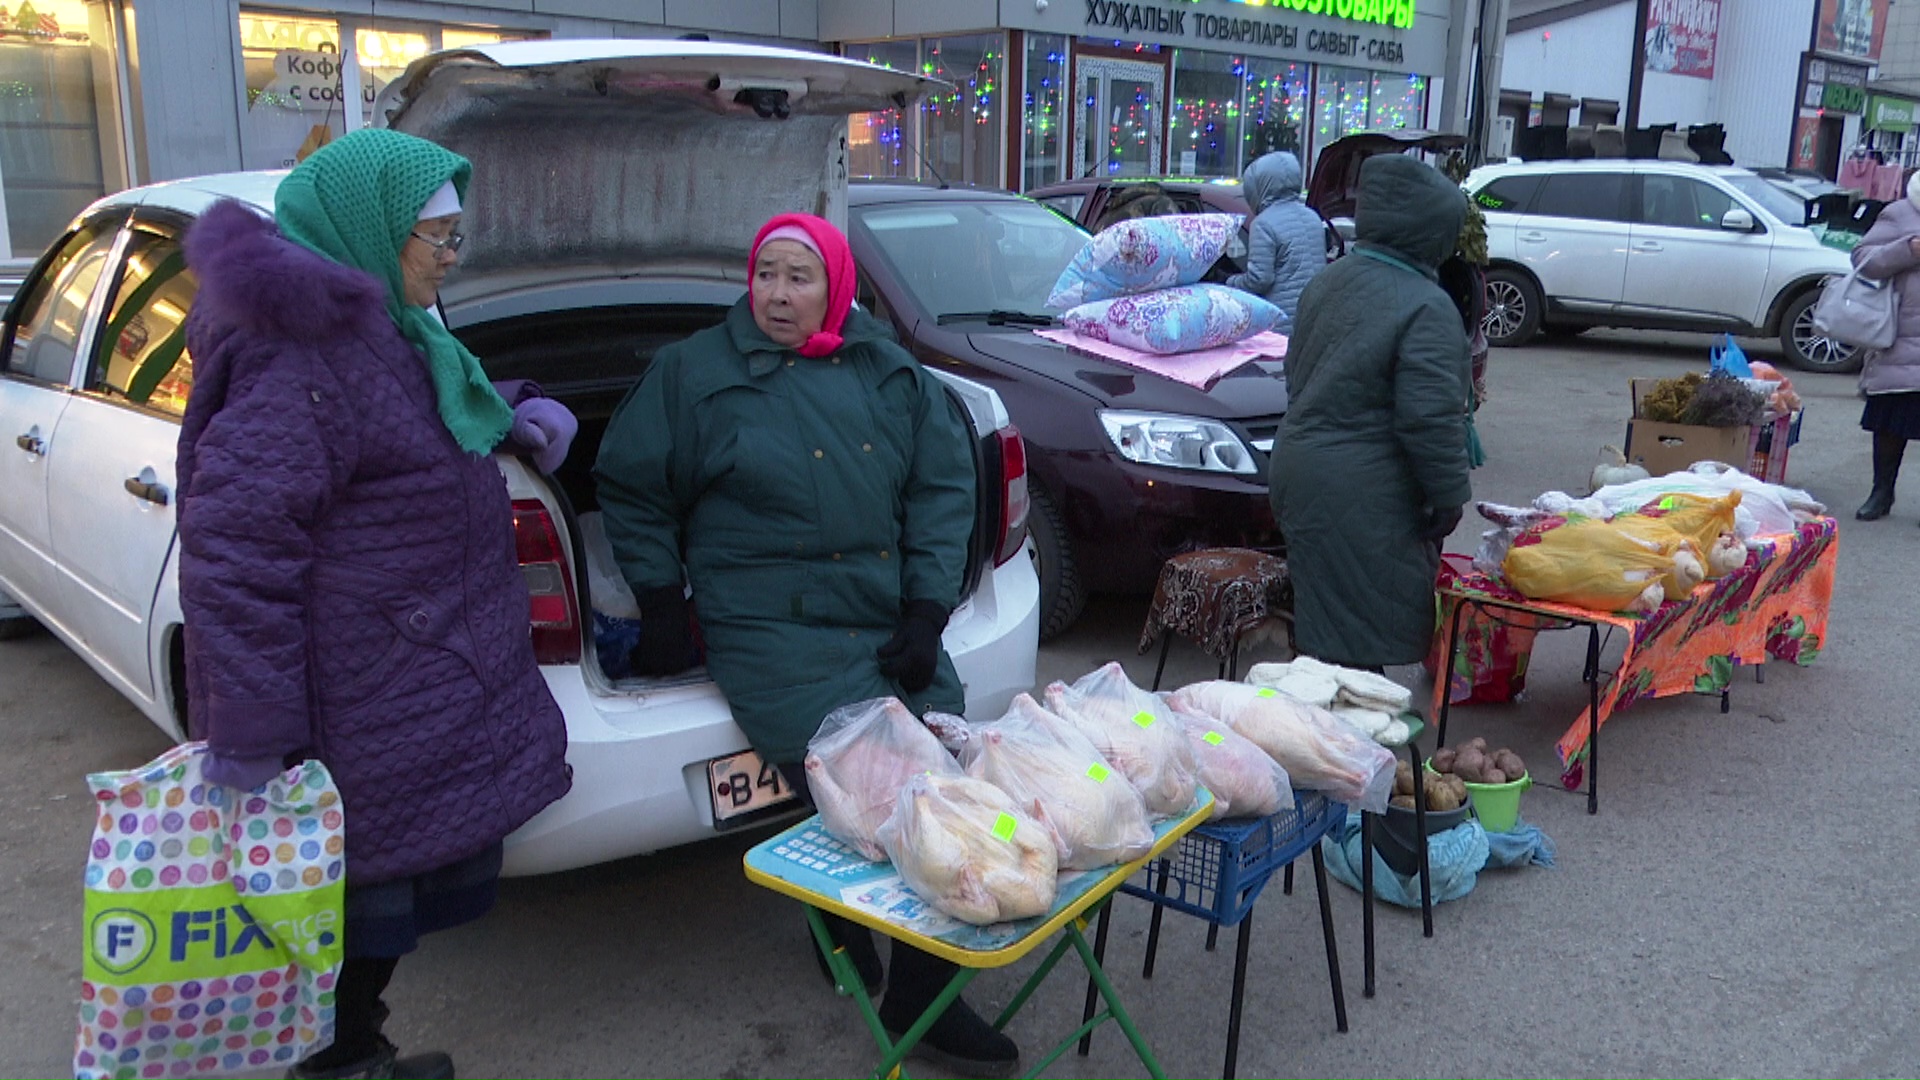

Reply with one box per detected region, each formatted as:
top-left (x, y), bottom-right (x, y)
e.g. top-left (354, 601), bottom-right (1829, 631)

top-left (1098, 411), bottom-right (1259, 475)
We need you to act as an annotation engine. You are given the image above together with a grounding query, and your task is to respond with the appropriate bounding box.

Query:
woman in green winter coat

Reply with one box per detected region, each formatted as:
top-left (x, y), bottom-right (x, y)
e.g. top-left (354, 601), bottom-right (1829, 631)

top-left (595, 214), bottom-right (1016, 1077)
top-left (1269, 155), bottom-right (1473, 669)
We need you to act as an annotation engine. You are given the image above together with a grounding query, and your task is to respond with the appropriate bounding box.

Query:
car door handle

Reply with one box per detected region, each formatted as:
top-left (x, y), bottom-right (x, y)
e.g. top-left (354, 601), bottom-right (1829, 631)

top-left (1519, 231), bottom-right (1547, 242)
top-left (1635, 240), bottom-right (1664, 252)
top-left (15, 433), bottom-right (43, 455)
top-left (124, 476), bottom-right (170, 506)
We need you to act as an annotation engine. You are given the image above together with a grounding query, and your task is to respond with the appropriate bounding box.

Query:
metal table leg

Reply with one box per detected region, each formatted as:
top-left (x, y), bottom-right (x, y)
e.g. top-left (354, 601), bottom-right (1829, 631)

top-left (1076, 900), bottom-right (1115, 1056)
top-left (1223, 914), bottom-right (1254, 1080)
top-left (1151, 633), bottom-right (1174, 692)
top-left (1410, 739), bottom-right (1433, 937)
top-left (1141, 859), bottom-right (1171, 978)
top-left (1360, 813), bottom-right (1375, 999)
top-left (1436, 595), bottom-right (1469, 748)
top-left (1583, 623), bottom-right (1601, 815)
top-left (1309, 845), bottom-right (1350, 1033)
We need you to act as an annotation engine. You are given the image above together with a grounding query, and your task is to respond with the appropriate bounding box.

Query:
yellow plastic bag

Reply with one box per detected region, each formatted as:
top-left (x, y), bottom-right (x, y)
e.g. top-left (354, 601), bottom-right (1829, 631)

top-left (1502, 518), bottom-right (1703, 612)
top-left (1615, 491), bottom-right (1743, 576)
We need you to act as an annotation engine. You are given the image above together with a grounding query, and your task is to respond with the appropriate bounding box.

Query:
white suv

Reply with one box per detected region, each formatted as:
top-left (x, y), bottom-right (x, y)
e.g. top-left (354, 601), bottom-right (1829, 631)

top-left (1465, 160), bottom-right (1858, 372)
top-left (0, 42), bottom-right (1041, 876)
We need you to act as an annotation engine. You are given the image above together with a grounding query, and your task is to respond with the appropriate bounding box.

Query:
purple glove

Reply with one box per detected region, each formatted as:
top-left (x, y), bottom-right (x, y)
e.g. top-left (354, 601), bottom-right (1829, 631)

top-left (510, 397), bottom-right (578, 474)
top-left (204, 752), bottom-right (287, 792)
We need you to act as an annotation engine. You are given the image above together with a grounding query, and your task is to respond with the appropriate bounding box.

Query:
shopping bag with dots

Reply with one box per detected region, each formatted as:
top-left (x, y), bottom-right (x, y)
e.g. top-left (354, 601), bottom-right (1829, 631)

top-left (75, 742), bottom-right (345, 1080)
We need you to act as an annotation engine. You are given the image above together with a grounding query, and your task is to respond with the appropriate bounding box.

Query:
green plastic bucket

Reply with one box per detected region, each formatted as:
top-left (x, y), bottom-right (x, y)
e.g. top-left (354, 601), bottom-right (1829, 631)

top-left (1460, 772), bottom-right (1531, 833)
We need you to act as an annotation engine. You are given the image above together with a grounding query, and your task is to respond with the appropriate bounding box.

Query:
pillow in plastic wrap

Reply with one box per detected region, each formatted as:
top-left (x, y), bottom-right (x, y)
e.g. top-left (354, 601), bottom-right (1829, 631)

top-left (1064, 284), bottom-right (1281, 356)
top-left (1048, 213), bottom-right (1238, 309)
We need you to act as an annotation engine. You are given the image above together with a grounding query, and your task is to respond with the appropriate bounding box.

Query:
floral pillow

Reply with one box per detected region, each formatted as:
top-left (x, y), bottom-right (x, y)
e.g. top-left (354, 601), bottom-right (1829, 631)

top-left (1064, 284), bottom-right (1282, 355)
top-left (1047, 213), bottom-right (1239, 309)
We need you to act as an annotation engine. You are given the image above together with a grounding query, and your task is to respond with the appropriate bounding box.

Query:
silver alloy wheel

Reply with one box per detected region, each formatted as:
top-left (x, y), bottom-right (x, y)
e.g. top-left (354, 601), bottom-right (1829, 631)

top-left (1483, 278), bottom-right (1528, 341)
top-left (1791, 303), bottom-right (1856, 370)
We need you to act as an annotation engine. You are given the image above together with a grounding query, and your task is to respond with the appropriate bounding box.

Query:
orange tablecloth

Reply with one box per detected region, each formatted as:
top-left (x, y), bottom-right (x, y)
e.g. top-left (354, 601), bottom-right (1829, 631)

top-left (1427, 517), bottom-right (1839, 776)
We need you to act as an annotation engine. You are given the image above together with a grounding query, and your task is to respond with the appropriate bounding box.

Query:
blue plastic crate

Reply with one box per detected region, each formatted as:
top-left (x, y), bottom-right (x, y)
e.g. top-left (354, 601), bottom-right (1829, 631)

top-left (1118, 791), bottom-right (1346, 928)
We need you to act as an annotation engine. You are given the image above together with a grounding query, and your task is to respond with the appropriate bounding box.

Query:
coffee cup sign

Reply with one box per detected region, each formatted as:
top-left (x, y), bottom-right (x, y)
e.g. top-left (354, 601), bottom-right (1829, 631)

top-left (266, 48), bottom-right (383, 111)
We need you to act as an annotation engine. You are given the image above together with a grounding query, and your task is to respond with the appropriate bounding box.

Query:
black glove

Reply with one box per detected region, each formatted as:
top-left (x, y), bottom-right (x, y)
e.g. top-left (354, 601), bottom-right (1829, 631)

top-left (1421, 504), bottom-right (1465, 543)
top-left (876, 600), bottom-right (949, 694)
top-left (630, 585), bottom-right (695, 678)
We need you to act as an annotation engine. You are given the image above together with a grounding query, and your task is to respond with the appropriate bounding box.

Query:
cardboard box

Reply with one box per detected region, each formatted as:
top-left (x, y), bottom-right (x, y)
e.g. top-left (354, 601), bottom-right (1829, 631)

top-left (1624, 378), bottom-right (1753, 477)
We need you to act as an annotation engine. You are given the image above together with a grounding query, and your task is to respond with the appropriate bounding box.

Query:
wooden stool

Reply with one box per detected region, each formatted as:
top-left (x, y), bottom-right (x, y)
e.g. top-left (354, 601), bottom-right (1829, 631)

top-left (1138, 548), bottom-right (1294, 690)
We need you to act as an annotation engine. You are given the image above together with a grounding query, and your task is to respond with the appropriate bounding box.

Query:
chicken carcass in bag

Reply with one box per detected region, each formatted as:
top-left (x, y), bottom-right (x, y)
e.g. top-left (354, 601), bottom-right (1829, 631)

top-left (805, 697), bottom-right (961, 861)
top-left (1168, 681), bottom-right (1395, 813)
top-left (1170, 707), bottom-right (1293, 821)
top-left (1044, 662), bottom-right (1199, 817)
top-left (961, 694), bottom-right (1156, 869)
top-left (877, 773), bottom-right (1059, 926)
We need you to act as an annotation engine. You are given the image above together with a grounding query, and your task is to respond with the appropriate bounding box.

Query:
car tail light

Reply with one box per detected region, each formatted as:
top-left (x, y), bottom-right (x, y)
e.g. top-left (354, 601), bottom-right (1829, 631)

top-left (512, 499), bottom-right (581, 665)
top-left (994, 425), bottom-right (1030, 566)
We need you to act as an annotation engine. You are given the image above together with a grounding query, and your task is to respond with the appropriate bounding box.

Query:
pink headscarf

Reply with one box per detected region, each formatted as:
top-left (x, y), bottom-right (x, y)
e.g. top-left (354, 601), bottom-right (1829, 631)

top-left (749, 213), bottom-right (856, 358)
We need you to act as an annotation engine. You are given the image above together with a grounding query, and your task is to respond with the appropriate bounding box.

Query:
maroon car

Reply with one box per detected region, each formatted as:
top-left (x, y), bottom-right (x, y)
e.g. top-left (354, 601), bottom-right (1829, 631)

top-left (846, 180), bottom-right (1286, 639)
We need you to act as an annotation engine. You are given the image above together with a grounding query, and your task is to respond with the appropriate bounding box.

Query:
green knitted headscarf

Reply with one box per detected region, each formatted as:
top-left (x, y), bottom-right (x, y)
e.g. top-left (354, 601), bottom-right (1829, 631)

top-left (274, 128), bottom-right (512, 455)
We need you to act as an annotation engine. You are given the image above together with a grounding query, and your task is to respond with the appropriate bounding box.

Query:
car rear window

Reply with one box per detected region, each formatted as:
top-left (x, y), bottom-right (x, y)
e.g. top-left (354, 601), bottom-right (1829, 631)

top-left (1528, 172), bottom-right (1632, 222)
top-left (1473, 174), bottom-right (1541, 213)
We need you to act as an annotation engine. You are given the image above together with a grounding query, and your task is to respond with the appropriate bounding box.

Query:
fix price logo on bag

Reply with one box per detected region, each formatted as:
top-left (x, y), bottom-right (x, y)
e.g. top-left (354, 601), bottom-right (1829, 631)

top-left (86, 890), bottom-right (339, 983)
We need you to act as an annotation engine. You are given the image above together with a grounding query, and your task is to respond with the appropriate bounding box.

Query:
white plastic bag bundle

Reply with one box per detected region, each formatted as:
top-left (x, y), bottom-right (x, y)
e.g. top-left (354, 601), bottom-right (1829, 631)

top-left (577, 511), bottom-right (640, 619)
top-left (1044, 662), bottom-right (1199, 817)
top-left (877, 773), bottom-right (1058, 925)
top-left (804, 697), bottom-right (960, 861)
top-left (1170, 708), bottom-right (1293, 821)
top-left (1168, 680), bottom-right (1395, 813)
top-left (961, 694), bottom-right (1155, 869)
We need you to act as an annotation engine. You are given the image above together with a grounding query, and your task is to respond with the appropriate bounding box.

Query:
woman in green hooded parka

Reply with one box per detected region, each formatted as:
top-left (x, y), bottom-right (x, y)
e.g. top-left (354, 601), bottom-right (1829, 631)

top-left (1269, 154), bottom-right (1473, 670)
top-left (595, 213), bottom-right (1022, 1077)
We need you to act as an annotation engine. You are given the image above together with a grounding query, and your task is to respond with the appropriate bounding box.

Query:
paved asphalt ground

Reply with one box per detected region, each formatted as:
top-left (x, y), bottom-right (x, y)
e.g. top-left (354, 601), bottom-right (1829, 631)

top-left (3, 330), bottom-right (1916, 1078)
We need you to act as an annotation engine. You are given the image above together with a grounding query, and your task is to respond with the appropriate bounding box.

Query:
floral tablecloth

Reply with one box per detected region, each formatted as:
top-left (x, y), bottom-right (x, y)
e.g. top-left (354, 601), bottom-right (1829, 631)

top-left (1426, 517), bottom-right (1839, 775)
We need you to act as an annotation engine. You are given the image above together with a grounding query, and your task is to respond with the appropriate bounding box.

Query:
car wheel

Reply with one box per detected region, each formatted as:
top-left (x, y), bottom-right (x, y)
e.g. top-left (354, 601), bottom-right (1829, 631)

top-left (1781, 290), bottom-right (1862, 374)
top-left (1482, 269), bottom-right (1541, 348)
top-left (1026, 486), bottom-right (1087, 642)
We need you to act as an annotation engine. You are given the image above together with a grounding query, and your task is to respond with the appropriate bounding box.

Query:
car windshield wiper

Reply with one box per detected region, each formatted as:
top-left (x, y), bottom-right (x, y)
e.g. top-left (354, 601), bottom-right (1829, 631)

top-left (935, 309), bottom-right (1056, 327)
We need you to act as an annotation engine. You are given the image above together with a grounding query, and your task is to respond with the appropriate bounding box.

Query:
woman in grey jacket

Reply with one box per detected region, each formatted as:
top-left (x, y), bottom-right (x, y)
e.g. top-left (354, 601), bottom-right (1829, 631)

top-left (1226, 150), bottom-right (1328, 324)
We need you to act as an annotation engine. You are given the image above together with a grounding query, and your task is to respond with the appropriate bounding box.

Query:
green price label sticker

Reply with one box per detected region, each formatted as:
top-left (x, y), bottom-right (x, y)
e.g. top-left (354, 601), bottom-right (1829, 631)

top-left (1132, 711), bottom-right (1156, 729)
top-left (1659, 496), bottom-right (1680, 510)
top-left (1256, 688), bottom-right (1277, 698)
top-left (1086, 763), bottom-right (1111, 782)
top-left (992, 812), bottom-right (1018, 841)
top-left (1203, 731), bottom-right (1226, 746)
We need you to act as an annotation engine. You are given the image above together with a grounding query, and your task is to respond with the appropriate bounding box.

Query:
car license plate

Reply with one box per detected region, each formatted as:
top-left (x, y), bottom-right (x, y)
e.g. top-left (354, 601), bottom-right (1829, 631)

top-left (708, 750), bottom-right (799, 825)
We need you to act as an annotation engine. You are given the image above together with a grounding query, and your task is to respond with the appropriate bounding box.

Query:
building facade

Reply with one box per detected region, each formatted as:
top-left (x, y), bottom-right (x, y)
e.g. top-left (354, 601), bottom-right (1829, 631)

top-left (0, 0), bottom-right (1461, 266)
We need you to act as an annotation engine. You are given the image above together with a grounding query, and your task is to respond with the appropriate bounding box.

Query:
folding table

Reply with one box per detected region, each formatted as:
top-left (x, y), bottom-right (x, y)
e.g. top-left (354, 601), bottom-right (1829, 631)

top-left (743, 791), bottom-right (1214, 1079)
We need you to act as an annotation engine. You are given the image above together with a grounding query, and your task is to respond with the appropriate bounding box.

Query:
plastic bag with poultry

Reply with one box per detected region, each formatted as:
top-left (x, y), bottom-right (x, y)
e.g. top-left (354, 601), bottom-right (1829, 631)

top-left (804, 697), bottom-right (962, 861)
top-left (876, 773), bottom-right (1059, 926)
top-left (960, 694), bottom-right (1156, 869)
top-left (1168, 706), bottom-right (1293, 820)
top-left (1167, 680), bottom-right (1395, 813)
top-left (1044, 662), bottom-right (1200, 817)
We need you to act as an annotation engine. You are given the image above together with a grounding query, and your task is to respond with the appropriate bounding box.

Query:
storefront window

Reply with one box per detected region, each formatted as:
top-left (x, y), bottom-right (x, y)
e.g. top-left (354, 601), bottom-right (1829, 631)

top-left (239, 10), bottom-right (540, 173)
top-left (1244, 59), bottom-right (1307, 163)
top-left (1170, 50), bottom-right (1241, 178)
top-left (1020, 34), bottom-right (1067, 191)
top-left (1315, 66), bottom-right (1373, 146)
top-left (847, 40), bottom-right (917, 180)
top-left (1369, 72), bottom-right (1427, 130)
top-left (921, 34), bottom-right (1003, 188)
top-left (0, 0), bottom-right (129, 258)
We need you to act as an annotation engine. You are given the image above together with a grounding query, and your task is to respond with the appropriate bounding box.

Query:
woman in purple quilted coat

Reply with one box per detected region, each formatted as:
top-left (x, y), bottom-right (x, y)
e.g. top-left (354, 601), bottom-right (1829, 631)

top-left (176, 129), bottom-right (574, 1080)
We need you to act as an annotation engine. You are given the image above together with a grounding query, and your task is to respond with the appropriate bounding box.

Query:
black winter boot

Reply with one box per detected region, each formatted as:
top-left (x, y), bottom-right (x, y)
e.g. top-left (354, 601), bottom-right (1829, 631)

top-left (879, 942), bottom-right (1019, 1079)
top-left (1856, 434), bottom-right (1906, 520)
top-left (288, 1037), bottom-right (454, 1080)
top-left (809, 912), bottom-right (884, 997)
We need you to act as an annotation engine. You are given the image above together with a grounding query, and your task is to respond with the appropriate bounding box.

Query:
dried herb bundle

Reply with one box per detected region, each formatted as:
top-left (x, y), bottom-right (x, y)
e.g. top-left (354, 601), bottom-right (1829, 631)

top-left (1680, 373), bottom-right (1767, 427)
top-left (1639, 372), bottom-right (1704, 423)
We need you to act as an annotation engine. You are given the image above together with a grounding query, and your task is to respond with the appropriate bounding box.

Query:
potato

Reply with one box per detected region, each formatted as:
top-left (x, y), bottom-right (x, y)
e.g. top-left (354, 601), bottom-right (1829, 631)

top-left (1454, 749), bottom-right (1487, 782)
top-left (1395, 759), bottom-right (1415, 795)
top-left (1390, 794), bottom-right (1415, 810)
top-left (1428, 786), bottom-right (1460, 812)
top-left (1431, 747), bottom-right (1458, 773)
top-left (1495, 750), bottom-right (1527, 778)
top-left (1446, 775), bottom-right (1469, 803)
top-left (1482, 767), bottom-right (1507, 785)
top-left (1464, 736), bottom-right (1488, 753)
